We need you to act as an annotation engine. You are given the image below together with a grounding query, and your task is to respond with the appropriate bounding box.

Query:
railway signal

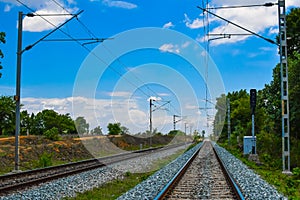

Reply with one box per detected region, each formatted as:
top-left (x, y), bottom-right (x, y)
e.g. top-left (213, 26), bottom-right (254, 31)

top-left (250, 89), bottom-right (257, 154)
top-left (250, 89), bottom-right (256, 115)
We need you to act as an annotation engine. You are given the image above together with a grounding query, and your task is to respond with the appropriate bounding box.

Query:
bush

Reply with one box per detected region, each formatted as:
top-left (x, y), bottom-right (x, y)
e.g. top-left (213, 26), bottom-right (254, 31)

top-left (36, 152), bottom-right (52, 168)
top-left (44, 127), bottom-right (61, 141)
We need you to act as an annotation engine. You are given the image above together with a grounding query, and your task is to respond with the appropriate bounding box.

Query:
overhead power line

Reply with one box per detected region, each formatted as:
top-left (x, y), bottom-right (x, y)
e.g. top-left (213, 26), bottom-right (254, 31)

top-left (23, 10), bottom-right (83, 52)
top-left (18, 0), bottom-right (182, 117)
top-left (197, 6), bottom-right (278, 45)
top-left (207, 2), bottom-right (277, 9)
top-left (50, 0), bottom-right (176, 106)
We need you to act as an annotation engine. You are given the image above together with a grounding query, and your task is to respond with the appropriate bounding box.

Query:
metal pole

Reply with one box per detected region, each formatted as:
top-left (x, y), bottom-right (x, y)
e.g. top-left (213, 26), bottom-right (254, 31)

top-left (252, 114), bottom-right (256, 154)
top-left (149, 99), bottom-right (153, 147)
top-left (173, 115), bottom-right (176, 130)
top-left (13, 10), bottom-right (83, 172)
top-left (278, 0), bottom-right (291, 173)
top-left (14, 11), bottom-right (23, 172)
top-left (227, 98), bottom-right (231, 145)
top-left (184, 123), bottom-right (187, 147)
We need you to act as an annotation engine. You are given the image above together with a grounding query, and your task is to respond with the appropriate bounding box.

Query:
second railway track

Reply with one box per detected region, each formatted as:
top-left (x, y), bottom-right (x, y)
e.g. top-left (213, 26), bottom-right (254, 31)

top-left (0, 143), bottom-right (188, 196)
top-left (157, 141), bottom-right (243, 200)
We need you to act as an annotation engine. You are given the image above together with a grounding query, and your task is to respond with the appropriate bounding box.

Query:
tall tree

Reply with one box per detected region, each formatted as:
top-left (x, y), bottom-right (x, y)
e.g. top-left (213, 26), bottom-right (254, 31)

top-left (58, 113), bottom-right (76, 134)
top-left (286, 8), bottom-right (300, 57)
top-left (31, 110), bottom-right (77, 135)
top-left (91, 126), bottom-right (102, 135)
top-left (121, 125), bottom-right (129, 135)
top-left (107, 122), bottom-right (122, 135)
top-left (0, 32), bottom-right (5, 78)
top-left (21, 110), bottom-right (31, 135)
top-left (0, 96), bottom-right (15, 135)
top-left (75, 116), bottom-right (89, 134)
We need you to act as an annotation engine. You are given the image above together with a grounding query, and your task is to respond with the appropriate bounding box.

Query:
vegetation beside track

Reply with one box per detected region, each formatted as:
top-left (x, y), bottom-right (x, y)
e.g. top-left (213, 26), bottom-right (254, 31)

top-left (0, 134), bottom-right (191, 175)
top-left (219, 143), bottom-right (300, 199)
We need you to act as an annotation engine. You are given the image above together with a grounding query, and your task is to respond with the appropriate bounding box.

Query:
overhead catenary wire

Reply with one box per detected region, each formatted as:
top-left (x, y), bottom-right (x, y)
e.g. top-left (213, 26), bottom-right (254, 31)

top-left (16, 0), bottom-right (154, 100)
top-left (207, 2), bottom-right (277, 9)
top-left (51, 0), bottom-right (178, 107)
top-left (50, 0), bottom-right (97, 39)
top-left (55, 0), bottom-right (183, 117)
top-left (197, 6), bottom-right (278, 45)
top-left (17, 0), bottom-right (182, 117)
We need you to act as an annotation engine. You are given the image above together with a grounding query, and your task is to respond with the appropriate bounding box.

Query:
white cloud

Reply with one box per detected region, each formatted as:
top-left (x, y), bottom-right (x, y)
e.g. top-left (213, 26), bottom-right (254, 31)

top-left (107, 91), bottom-right (131, 98)
top-left (268, 27), bottom-right (278, 35)
top-left (147, 96), bottom-right (162, 101)
top-left (20, 96), bottom-right (217, 135)
top-left (259, 47), bottom-right (274, 51)
top-left (284, 0), bottom-right (300, 7)
top-left (194, 0), bottom-right (300, 45)
top-left (157, 93), bottom-right (171, 97)
top-left (159, 43), bottom-right (180, 54)
top-left (4, 4), bottom-right (11, 12)
top-left (184, 13), bottom-right (205, 29)
top-left (102, 0), bottom-right (137, 9)
top-left (1, 0), bottom-right (78, 32)
top-left (185, 103), bottom-right (199, 110)
top-left (181, 41), bottom-right (190, 48)
top-left (23, 9), bottom-right (76, 32)
top-left (208, 6), bottom-right (278, 45)
top-left (22, 96), bottom-right (149, 134)
top-left (163, 22), bottom-right (174, 29)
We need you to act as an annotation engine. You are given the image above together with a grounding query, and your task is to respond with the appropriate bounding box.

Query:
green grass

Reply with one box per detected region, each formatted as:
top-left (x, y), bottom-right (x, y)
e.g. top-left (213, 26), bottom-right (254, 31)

top-left (65, 146), bottom-right (189, 200)
top-left (65, 172), bottom-right (153, 200)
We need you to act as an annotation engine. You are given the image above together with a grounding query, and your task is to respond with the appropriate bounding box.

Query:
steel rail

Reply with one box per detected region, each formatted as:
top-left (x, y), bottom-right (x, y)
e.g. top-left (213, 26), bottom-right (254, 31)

top-left (154, 141), bottom-right (245, 200)
top-left (0, 142), bottom-right (189, 195)
top-left (154, 142), bottom-right (203, 200)
top-left (212, 144), bottom-right (245, 200)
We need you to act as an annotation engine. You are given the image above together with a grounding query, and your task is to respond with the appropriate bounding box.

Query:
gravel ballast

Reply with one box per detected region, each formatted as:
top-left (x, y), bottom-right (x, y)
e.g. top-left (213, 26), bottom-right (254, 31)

top-left (0, 145), bottom-right (187, 200)
top-left (118, 142), bottom-right (203, 199)
top-left (118, 142), bottom-right (286, 200)
top-left (213, 144), bottom-right (286, 200)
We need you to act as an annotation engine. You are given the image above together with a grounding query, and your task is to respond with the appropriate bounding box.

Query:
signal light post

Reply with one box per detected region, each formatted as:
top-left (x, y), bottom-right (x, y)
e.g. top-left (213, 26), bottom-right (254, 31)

top-left (250, 89), bottom-right (256, 154)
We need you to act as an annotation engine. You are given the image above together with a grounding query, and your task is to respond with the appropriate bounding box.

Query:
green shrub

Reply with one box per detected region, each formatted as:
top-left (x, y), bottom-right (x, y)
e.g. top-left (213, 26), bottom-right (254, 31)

top-left (44, 127), bottom-right (61, 141)
top-left (293, 167), bottom-right (300, 178)
top-left (36, 152), bottom-right (52, 168)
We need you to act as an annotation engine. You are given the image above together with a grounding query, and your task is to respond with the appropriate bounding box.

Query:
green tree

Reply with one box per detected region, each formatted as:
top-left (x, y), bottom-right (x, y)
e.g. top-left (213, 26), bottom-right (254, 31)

top-left (30, 112), bottom-right (44, 135)
top-left (75, 116), bottom-right (89, 134)
top-left (259, 65), bottom-right (282, 137)
top-left (107, 122), bottom-right (122, 135)
top-left (44, 127), bottom-right (61, 141)
top-left (91, 126), bottom-right (102, 135)
top-left (0, 96), bottom-right (15, 135)
top-left (0, 32), bottom-right (5, 78)
top-left (21, 110), bottom-right (31, 135)
top-left (58, 113), bottom-right (76, 134)
top-left (286, 8), bottom-right (300, 57)
top-left (30, 110), bottom-right (76, 135)
top-left (121, 126), bottom-right (129, 135)
top-left (168, 130), bottom-right (185, 136)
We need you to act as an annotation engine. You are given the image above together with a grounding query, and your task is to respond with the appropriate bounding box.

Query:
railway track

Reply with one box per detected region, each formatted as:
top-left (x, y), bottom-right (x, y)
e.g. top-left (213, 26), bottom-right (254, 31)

top-left (155, 141), bottom-right (244, 200)
top-left (0, 143), bottom-right (188, 195)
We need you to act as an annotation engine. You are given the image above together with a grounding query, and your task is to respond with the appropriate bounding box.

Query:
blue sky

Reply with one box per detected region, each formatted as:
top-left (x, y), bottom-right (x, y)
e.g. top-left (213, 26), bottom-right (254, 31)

top-left (0, 0), bottom-right (299, 134)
